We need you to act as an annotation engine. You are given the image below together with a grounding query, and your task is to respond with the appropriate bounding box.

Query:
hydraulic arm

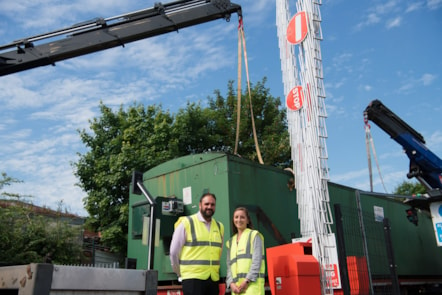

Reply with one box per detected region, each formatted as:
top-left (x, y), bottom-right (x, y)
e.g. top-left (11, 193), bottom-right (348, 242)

top-left (364, 100), bottom-right (442, 207)
top-left (0, 0), bottom-right (241, 76)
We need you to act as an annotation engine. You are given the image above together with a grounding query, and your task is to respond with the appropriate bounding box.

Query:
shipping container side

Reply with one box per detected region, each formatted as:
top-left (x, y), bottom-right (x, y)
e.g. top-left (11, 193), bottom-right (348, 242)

top-left (128, 152), bottom-right (299, 282)
top-left (128, 153), bottom-right (231, 282)
top-left (358, 191), bottom-right (442, 277)
top-left (328, 182), bottom-right (442, 278)
top-left (225, 155), bottom-right (299, 250)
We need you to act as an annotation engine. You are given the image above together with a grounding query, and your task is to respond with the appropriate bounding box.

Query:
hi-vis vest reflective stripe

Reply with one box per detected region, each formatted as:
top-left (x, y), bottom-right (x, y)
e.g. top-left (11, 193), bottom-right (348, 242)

top-left (179, 215), bottom-right (224, 281)
top-left (227, 229), bottom-right (265, 295)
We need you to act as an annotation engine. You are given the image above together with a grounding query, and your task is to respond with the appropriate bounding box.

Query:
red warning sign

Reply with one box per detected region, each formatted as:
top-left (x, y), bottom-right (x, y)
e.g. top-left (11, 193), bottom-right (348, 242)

top-left (286, 86), bottom-right (304, 111)
top-left (287, 11), bottom-right (308, 45)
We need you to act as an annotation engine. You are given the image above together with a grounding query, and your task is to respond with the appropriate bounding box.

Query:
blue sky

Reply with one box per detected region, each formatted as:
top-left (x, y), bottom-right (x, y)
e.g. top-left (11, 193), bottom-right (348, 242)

top-left (0, 0), bottom-right (441, 216)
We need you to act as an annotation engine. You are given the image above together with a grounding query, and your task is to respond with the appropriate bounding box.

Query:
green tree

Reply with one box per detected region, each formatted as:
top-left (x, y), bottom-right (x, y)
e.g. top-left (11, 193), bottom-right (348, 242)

top-left (393, 180), bottom-right (426, 196)
top-left (174, 78), bottom-right (290, 165)
top-left (0, 172), bottom-right (22, 198)
top-left (232, 77), bottom-right (289, 166)
top-left (74, 78), bottom-right (290, 254)
top-left (0, 173), bottom-right (83, 265)
top-left (74, 103), bottom-right (178, 253)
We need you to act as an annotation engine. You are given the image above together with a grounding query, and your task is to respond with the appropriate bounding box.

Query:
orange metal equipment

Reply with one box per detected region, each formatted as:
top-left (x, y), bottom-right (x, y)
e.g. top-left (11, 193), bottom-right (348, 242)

top-left (347, 256), bottom-right (370, 295)
top-left (266, 242), bottom-right (321, 295)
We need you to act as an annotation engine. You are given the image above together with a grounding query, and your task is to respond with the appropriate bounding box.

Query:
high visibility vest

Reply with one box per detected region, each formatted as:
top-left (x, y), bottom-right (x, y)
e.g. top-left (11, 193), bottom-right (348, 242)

top-left (227, 228), bottom-right (265, 295)
top-left (179, 214), bottom-right (224, 281)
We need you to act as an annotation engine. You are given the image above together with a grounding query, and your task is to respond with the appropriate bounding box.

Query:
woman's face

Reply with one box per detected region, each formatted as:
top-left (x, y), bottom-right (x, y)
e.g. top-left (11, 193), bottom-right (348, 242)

top-left (233, 209), bottom-right (249, 231)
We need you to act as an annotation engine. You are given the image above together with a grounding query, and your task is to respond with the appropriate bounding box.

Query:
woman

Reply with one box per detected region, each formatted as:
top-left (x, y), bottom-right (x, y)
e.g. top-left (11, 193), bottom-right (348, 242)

top-left (226, 207), bottom-right (265, 294)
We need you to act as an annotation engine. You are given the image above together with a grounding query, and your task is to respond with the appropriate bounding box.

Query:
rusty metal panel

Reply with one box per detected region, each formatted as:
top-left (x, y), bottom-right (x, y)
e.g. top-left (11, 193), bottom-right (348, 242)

top-left (0, 263), bottom-right (52, 295)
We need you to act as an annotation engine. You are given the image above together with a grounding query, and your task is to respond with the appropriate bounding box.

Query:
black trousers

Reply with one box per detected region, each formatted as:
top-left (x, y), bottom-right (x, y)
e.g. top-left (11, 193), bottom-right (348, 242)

top-left (182, 278), bottom-right (219, 295)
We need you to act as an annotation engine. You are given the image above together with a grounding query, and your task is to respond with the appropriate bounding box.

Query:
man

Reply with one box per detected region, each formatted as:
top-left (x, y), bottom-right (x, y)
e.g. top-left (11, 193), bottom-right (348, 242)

top-left (170, 192), bottom-right (224, 295)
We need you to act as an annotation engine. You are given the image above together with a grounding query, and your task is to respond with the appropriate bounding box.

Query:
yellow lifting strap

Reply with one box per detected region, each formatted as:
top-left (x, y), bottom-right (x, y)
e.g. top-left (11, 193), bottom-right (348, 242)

top-left (235, 17), bottom-right (264, 164)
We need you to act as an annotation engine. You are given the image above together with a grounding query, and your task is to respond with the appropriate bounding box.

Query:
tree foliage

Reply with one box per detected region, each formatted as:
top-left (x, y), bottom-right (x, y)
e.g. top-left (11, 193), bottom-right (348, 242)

top-left (0, 173), bottom-right (83, 265)
top-left (0, 172), bottom-right (23, 199)
top-left (74, 78), bottom-right (290, 254)
top-left (393, 180), bottom-right (426, 196)
top-left (174, 78), bottom-right (290, 164)
top-left (74, 104), bottom-right (176, 253)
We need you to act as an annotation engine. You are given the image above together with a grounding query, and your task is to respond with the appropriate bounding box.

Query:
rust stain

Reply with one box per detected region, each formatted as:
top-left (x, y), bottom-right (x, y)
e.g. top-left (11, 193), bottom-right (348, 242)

top-left (20, 276), bottom-right (26, 288)
top-left (27, 265), bottom-right (33, 279)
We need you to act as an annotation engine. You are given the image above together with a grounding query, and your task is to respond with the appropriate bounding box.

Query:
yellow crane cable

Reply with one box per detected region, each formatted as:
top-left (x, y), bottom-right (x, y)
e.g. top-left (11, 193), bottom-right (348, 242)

top-left (234, 24), bottom-right (242, 156)
top-left (235, 18), bottom-right (264, 164)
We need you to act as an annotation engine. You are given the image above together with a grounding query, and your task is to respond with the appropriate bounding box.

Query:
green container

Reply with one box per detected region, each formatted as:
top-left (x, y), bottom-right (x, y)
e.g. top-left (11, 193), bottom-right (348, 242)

top-left (328, 183), bottom-right (442, 277)
top-left (127, 152), bottom-right (298, 282)
top-left (128, 152), bottom-right (442, 283)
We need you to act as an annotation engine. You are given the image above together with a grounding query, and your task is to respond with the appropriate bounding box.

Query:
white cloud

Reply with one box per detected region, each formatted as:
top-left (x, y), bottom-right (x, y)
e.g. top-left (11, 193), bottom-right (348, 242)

top-left (355, 13), bottom-right (380, 31)
top-left (0, 0), bottom-right (144, 32)
top-left (406, 0), bottom-right (440, 13)
top-left (427, 0), bottom-right (442, 10)
top-left (0, 76), bottom-right (44, 109)
top-left (332, 52), bottom-right (353, 68)
top-left (331, 168), bottom-right (368, 183)
top-left (239, 0), bottom-right (275, 26)
top-left (1, 125), bottom-right (88, 216)
top-left (386, 17), bottom-right (402, 29)
top-left (331, 164), bottom-right (408, 194)
top-left (325, 100), bottom-right (346, 117)
top-left (397, 72), bottom-right (437, 93)
top-left (355, 0), bottom-right (405, 31)
top-left (427, 130), bottom-right (442, 151)
top-left (367, 13), bottom-right (382, 25)
top-left (420, 73), bottom-right (436, 86)
top-left (374, 0), bottom-right (398, 14)
top-left (406, 2), bottom-right (424, 12)
top-left (359, 84), bottom-right (372, 91)
top-left (334, 81), bottom-right (345, 89)
top-left (0, 1), bottom-right (31, 14)
top-left (7, 172), bottom-right (87, 216)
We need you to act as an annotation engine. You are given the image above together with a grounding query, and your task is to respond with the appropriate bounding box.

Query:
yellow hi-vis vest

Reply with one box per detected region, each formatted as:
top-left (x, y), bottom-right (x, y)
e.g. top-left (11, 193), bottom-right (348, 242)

top-left (179, 214), bottom-right (224, 281)
top-left (227, 228), bottom-right (265, 295)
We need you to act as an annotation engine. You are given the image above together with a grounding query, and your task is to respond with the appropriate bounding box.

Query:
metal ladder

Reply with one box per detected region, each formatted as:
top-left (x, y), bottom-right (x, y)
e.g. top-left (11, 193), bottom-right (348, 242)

top-left (276, 0), bottom-right (335, 294)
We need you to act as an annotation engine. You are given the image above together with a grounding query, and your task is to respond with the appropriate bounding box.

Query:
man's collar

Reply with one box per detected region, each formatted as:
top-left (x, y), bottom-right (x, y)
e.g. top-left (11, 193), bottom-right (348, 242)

top-left (197, 211), bottom-right (211, 223)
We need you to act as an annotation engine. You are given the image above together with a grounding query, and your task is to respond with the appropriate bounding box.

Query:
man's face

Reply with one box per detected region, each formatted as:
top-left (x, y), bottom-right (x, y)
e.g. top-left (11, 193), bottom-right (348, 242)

top-left (199, 195), bottom-right (216, 220)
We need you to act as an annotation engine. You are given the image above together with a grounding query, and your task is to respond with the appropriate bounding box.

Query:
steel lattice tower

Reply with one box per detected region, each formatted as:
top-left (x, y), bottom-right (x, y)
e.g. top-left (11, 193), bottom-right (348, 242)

top-left (276, 0), bottom-right (335, 293)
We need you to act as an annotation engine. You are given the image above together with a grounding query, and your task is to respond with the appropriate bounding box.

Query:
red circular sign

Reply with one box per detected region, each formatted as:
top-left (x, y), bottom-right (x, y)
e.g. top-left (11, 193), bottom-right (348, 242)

top-left (286, 86), bottom-right (304, 111)
top-left (287, 11), bottom-right (308, 45)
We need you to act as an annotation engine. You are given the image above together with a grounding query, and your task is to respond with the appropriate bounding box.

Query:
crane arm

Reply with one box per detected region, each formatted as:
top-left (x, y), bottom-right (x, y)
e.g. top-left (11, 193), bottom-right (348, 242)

top-left (0, 0), bottom-right (242, 76)
top-left (364, 99), bottom-right (442, 207)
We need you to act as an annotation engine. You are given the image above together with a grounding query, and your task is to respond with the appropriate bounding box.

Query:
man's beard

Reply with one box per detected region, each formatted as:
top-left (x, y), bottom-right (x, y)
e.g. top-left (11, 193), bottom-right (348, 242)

top-left (201, 208), bottom-right (214, 219)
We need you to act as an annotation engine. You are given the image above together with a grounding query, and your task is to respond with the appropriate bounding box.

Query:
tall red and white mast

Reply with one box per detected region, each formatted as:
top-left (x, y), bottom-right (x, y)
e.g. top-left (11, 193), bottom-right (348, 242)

top-left (276, 0), bottom-right (335, 293)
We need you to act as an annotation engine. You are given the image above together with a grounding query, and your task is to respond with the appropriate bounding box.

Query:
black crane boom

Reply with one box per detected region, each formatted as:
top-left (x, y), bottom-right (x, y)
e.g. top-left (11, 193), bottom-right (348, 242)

top-left (0, 0), bottom-right (242, 76)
